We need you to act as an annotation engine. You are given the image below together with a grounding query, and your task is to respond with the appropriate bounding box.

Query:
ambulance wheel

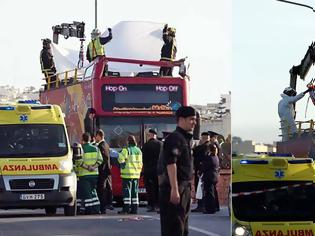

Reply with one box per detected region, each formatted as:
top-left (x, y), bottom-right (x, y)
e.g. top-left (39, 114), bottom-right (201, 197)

top-left (64, 201), bottom-right (77, 216)
top-left (45, 206), bottom-right (57, 215)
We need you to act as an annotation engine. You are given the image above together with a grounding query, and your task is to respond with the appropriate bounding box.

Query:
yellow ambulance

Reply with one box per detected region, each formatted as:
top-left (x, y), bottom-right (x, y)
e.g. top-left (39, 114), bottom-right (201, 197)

top-left (232, 154), bottom-right (315, 236)
top-left (0, 100), bottom-right (77, 216)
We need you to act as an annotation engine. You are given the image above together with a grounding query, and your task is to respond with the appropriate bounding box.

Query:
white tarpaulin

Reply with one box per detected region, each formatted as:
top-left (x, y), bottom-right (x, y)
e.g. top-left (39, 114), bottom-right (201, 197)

top-left (52, 21), bottom-right (165, 75)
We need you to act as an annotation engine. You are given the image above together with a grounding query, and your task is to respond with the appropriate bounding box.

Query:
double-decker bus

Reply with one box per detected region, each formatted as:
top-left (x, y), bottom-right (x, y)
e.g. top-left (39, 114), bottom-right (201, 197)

top-left (39, 56), bottom-right (190, 202)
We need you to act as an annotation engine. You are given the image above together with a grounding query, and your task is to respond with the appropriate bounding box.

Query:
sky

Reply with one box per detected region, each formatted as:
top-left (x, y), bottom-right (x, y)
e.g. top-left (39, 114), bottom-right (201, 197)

top-left (0, 0), bottom-right (231, 106)
top-left (233, 0), bottom-right (315, 143)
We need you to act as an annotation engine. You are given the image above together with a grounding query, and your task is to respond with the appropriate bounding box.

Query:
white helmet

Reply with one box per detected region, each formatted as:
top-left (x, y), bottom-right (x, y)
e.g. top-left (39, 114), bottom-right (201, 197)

top-left (283, 87), bottom-right (297, 96)
top-left (91, 28), bottom-right (101, 39)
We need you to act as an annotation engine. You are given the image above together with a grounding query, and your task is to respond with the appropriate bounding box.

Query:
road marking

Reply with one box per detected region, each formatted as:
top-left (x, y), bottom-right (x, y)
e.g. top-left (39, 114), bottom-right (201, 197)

top-left (149, 215), bottom-right (224, 236)
top-left (188, 226), bottom-right (223, 236)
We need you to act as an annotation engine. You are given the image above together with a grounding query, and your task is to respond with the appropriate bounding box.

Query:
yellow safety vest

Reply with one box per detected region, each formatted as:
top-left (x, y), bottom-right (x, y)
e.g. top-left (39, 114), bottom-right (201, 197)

top-left (118, 146), bottom-right (143, 179)
top-left (88, 38), bottom-right (105, 59)
top-left (75, 143), bottom-right (103, 177)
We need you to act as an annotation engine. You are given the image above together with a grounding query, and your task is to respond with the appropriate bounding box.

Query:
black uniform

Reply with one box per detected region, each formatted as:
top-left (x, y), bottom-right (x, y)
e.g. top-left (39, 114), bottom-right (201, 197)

top-left (142, 137), bottom-right (163, 211)
top-left (160, 25), bottom-right (177, 76)
top-left (40, 47), bottom-right (56, 87)
top-left (192, 142), bottom-right (208, 211)
top-left (158, 126), bottom-right (193, 236)
top-left (96, 140), bottom-right (113, 213)
top-left (201, 153), bottom-right (220, 213)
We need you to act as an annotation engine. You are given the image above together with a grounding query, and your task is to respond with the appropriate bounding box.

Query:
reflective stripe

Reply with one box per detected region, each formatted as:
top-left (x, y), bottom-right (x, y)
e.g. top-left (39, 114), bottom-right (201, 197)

top-left (85, 201), bottom-right (100, 207)
top-left (84, 197), bottom-right (99, 203)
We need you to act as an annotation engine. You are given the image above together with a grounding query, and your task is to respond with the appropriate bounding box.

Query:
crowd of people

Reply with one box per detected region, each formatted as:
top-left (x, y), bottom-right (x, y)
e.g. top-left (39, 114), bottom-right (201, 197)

top-left (74, 105), bottom-right (230, 236)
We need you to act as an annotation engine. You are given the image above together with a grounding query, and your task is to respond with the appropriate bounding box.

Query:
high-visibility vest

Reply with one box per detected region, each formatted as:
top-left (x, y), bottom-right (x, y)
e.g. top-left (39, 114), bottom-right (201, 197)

top-left (118, 146), bottom-right (143, 179)
top-left (88, 38), bottom-right (105, 59)
top-left (75, 143), bottom-right (103, 177)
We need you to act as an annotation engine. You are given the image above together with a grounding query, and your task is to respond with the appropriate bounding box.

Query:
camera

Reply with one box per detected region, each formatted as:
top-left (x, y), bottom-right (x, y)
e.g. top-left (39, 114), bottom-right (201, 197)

top-left (52, 21), bottom-right (85, 44)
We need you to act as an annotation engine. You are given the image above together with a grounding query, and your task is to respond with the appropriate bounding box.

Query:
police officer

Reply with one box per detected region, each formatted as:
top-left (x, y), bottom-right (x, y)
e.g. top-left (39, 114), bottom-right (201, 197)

top-left (86, 28), bottom-right (112, 63)
top-left (191, 132), bottom-right (210, 212)
top-left (160, 24), bottom-right (177, 76)
top-left (142, 128), bottom-right (163, 212)
top-left (158, 106), bottom-right (197, 236)
top-left (75, 132), bottom-right (103, 215)
top-left (200, 143), bottom-right (220, 214)
top-left (40, 38), bottom-right (57, 89)
top-left (118, 135), bottom-right (143, 214)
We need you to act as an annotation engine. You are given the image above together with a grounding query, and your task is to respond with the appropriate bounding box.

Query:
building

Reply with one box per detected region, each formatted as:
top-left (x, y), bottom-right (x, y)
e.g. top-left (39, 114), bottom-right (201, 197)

top-left (192, 92), bottom-right (231, 138)
top-left (232, 136), bottom-right (276, 155)
top-left (0, 85), bottom-right (39, 102)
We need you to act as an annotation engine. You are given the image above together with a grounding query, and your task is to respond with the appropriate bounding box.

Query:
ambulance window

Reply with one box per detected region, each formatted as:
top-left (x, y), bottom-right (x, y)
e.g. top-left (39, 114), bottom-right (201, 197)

top-left (0, 124), bottom-right (68, 157)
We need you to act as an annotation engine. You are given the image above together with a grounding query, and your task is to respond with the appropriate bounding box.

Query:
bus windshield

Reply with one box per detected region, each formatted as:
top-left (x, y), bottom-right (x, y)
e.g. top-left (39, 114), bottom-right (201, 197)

top-left (0, 124), bottom-right (68, 157)
top-left (99, 116), bottom-right (176, 148)
top-left (233, 181), bottom-right (315, 221)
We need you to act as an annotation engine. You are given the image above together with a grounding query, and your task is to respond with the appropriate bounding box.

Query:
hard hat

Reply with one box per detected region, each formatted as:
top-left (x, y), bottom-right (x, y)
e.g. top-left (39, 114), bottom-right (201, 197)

top-left (168, 27), bottom-right (176, 35)
top-left (42, 38), bottom-right (51, 45)
top-left (283, 87), bottom-right (297, 96)
top-left (72, 142), bottom-right (83, 160)
top-left (91, 28), bottom-right (101, 39)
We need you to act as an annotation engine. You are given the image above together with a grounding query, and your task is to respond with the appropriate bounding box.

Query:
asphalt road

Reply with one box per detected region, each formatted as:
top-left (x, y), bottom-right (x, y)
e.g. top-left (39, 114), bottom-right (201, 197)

top-left (0, 205), bottom-right (230, 236)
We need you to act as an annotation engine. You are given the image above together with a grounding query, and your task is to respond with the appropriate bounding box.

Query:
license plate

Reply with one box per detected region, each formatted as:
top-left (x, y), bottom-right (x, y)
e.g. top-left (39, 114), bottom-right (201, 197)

top-left (139, 188), bottom-right (146, 193)
top-left (20, 194), bottom-right (45, 200)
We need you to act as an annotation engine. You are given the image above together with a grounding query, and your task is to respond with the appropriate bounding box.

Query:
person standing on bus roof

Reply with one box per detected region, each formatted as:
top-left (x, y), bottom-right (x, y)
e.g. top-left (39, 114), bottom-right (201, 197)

top-left (40, 38), bottom-right (57, 89)
top-left (86, 28), bottom-right (112, 63)
top-left (118, 135), bottom-right (143, 214)
top-left (75, 132), bottom-right (103, 215)
top-left (142, 128), bottom-right (163, 212)
top-left (278, 87), bottom-right (311, 141)
top-left (160, 24), bottom-right (177, 76)
top-left (157, 106), bottom-right (196, 236)
top-left (94, 129), bottom-right (113, 214)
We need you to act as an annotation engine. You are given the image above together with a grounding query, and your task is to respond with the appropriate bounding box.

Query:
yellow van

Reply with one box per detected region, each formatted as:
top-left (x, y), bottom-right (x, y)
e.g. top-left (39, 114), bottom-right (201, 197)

top-left (232, 154), bottom-right (315, 236)
top-left (0, 100), bottom-right (77, 216)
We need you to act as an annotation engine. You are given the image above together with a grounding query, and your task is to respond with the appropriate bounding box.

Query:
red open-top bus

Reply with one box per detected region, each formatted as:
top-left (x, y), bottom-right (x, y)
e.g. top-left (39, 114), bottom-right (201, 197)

top-left (39, 56), bottom-right (190, 202)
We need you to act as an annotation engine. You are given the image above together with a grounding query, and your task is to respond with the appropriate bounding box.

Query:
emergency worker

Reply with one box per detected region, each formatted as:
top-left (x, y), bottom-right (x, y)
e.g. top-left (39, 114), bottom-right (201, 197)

top-left (40, 38), bottom-right (57, 88)
top-left (118, 135), bottom-right (143, 214)
top-left (200, 143), bottom-right (220, 214)
top-left (278, 87), bottom-right (311, 141)
top-left (160, 24), bottom-right (177, 76)
top-left (158, 106), bottom-right (197, 236)
top-left (142, 128), bottom-right (163, 212)
top-left (94, 129), bottom-right (113, 214)
top-left (75, 132), bottom-right (103, 215)
top-left (191, 132), bottom-right (210, 212)
top-left (86, 28), bottom-right (112, 63)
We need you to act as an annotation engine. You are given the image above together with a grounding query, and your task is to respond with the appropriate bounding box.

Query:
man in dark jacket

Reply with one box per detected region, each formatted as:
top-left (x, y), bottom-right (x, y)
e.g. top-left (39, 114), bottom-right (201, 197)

top-left (158, 106), bottom-right (197, 236)
top-left (201, 143), bottom-right (220, 214)
top-left (191, 132), bottom-right (210, 212)
top-left (84, 108), bottom-right (96, 140)
top-left (142, 128), bottom-right (163, 212)
top-left (40, 38), bottom-right (57, 89)
top-left (159, 24), bottom-right (177, 76)
top-left (95, 129), bottom-right (113, 214)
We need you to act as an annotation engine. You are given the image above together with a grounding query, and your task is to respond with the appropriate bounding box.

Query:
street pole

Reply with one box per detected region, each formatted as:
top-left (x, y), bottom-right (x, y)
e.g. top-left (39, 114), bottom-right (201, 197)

top-left (276, 0), bottom-right (315, 12)
top-left (95, 0), bottom-right (97, 29)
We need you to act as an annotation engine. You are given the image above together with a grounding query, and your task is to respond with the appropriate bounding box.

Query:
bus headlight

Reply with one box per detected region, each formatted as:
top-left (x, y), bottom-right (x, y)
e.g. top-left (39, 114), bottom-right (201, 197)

top-left (233, 224), bottom-right (252, 236)
top-left (59, 160), bottom-right (73, 172)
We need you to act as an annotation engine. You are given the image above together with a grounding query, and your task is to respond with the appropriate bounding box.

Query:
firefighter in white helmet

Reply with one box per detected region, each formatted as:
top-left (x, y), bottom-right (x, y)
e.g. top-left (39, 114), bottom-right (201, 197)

top-left (86, 28), bottom-right (112, 63)
top-left (278, 86), bottom-right (311, 141)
